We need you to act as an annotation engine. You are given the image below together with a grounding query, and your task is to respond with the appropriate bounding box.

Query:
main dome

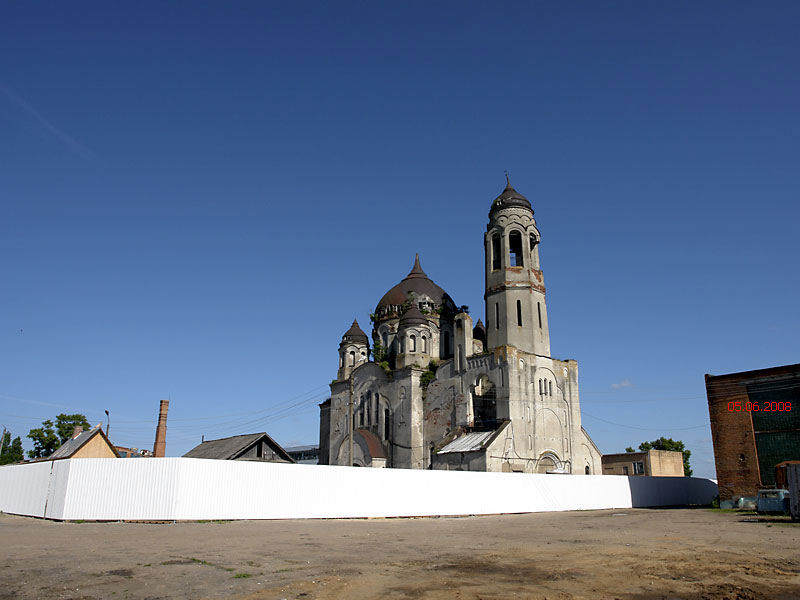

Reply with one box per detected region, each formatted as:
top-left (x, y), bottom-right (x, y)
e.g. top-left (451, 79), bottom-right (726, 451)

top-left (375, 254), bottom-right (452, 313)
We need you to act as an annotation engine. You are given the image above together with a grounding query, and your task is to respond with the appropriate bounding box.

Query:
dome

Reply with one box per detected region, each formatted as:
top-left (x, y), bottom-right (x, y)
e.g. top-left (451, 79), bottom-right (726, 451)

top-left (375, 254), bottom-right (452, 312)
top-left (489, 178), bottom-right (532, 216)
top-left (341, 319), bottom-right (369, 345)
top-left (399, 305), bottom-right (428, 328)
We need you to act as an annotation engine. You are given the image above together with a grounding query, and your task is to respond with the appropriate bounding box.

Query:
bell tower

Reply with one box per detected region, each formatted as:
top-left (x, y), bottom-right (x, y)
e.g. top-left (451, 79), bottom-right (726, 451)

top-left (484, 177), bottom-right (550, 356)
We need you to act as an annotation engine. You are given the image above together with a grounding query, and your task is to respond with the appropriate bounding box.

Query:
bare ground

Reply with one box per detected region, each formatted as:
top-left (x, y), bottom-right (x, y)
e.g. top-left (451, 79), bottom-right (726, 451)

top-left (1, 508), bottom-right (799, 600)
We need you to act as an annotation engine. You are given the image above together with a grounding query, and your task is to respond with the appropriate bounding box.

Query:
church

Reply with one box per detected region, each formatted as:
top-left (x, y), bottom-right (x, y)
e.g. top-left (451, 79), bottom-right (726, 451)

top-left (319, 179), bottom-right (603, 474)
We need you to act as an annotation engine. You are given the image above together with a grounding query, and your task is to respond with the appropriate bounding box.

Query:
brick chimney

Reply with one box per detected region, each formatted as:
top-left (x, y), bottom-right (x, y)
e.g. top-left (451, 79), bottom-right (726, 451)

top-left (71, 426), bottom-right (83, 439)
top-left (153, 399), bottom-right (169, 457)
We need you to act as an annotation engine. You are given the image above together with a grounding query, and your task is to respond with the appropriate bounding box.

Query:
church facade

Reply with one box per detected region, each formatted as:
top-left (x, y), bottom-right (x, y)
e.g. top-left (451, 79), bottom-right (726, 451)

top-left (319, 180), bottom-right (602, 474)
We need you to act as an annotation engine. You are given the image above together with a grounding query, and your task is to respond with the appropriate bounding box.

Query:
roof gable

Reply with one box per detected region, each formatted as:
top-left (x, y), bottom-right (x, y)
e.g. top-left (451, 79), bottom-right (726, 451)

top-left (183, 432), bottom-right (294, 462)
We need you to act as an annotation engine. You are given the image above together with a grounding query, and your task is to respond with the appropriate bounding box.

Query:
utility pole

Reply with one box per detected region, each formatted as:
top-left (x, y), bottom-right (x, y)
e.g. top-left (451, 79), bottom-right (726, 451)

top-left (348, 371), bottom-right (354, 467)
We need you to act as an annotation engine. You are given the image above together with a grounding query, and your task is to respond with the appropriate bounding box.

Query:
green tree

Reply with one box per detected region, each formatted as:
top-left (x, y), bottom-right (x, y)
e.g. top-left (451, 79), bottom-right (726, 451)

top-left (54, 413), bottom-right (91, 443)
top-left (27, 420), bottom-right (61, 458)
top-left (626, 437), bottom-right (692, 476)
top-left (27, 413), bottom-right (92, 458)
top-left (0, 432), bottom-right (25, 464)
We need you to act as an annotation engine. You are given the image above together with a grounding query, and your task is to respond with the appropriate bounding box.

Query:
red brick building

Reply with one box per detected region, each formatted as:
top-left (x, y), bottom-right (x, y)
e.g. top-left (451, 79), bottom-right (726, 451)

top-left (705, 363), bottom-right (800, 504)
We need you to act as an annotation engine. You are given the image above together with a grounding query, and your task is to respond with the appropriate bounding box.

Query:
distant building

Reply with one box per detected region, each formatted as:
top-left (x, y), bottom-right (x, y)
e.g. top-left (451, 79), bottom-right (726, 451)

top-left (183, 433), bottom-right (294, 463)
top-left (706, 363), bottom-right (800, 505)
top-left (284, 445), bottom-right (320, 465)
top-left (48, 425), bottom-right (119, 460)
top-left (602, 450), bottom-right (684, 477)
top-left (114, 446), bottom-right (153, 458)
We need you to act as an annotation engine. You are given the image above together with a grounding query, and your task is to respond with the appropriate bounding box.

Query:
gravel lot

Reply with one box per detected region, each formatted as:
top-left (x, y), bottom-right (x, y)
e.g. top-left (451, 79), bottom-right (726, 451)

top-left (1, 508), bottom-right (799, 599)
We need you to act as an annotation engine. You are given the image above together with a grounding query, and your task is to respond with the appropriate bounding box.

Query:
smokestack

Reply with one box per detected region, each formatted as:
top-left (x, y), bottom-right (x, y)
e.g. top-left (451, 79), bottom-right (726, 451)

top-left (153, 399), bottom-right (169, 457)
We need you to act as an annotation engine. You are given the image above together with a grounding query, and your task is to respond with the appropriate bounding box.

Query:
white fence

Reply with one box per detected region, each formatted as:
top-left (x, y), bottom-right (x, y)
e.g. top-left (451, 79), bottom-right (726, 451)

top-left (0, 458), bottom-right (718, 521)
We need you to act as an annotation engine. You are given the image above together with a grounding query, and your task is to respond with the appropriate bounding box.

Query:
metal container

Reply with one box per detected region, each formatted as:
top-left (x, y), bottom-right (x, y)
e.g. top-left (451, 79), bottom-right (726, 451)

top-left (756, 489), bottom-right (790, 514)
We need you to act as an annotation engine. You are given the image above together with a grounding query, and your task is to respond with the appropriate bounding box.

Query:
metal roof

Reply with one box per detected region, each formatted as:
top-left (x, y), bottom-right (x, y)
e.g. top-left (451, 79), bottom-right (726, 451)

top-left (285, 444), bottom-right (319, 453)
top-left (437, 430), bottom-right (495, 454)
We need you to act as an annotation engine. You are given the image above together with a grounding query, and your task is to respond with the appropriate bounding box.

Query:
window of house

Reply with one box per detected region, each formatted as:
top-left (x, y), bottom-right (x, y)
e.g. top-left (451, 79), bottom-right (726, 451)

top-left (349, 351), bottom-right (355, 366)
top-left (492, 234), bottom-right (501, 270)
top-left (410, 334), bottom-right (416, 352)
top-left (633, 461), bottom-right (645, 475)
top-left (516, 300), bottom-right (522, 326)
top-left (585, 465), bottom-right (590, 475)
top-left (375, 393), bottom-right (380, 423)
top-left (422, 336), bottom-right (427, 353)
top-left (509, 231), bottom-right (523, 266)
top-left (539, 379), bottom-right (543, 395)
top-left (384, 408), bottom-right (390, 439)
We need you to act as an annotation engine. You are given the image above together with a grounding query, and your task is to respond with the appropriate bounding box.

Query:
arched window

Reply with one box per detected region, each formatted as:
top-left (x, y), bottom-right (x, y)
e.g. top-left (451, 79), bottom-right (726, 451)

top-left (585, 465), bottom-right (591, 475)
top-left (410, 334), bottom-right (416, 352)
top-left (491, 234), bottom-right (501, 270)
top-left (366, 391), bottom-right (372, 425)
top-left (422, 336), bottom-right (427, 353)
top-left (382, 331), bottom-right (388, 349)
top-left (384, 408), bottom-right (390, 440)
top-left (509, 231), bottom-right (523, 266)
top-left (516, 300), bottom-right (522, 326)
top-left (537, 302), bottom-right (542, 329)
top-left (549, 381), bottom-right (553, 396)
top-left (375, 393), bottom-right (380, 423)
top-left (349, 351), bottom-right (355, 366)
top-left (539, 379), bottom-right (543, 395)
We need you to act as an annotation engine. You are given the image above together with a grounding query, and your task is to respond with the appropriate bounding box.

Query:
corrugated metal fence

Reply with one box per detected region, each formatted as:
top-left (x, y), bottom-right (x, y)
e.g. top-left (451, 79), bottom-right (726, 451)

top-left (0, 458), bottom-right (718, 521)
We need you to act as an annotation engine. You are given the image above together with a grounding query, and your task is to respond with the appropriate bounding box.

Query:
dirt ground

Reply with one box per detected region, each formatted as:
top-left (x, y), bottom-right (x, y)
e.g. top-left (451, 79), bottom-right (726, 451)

top-left (1, 508), bottom-right (799, 600)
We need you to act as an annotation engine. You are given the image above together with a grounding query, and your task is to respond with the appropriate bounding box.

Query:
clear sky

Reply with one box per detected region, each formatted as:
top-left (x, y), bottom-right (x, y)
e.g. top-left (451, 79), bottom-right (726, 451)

top-left (2, 2), bottom-right (798, 478)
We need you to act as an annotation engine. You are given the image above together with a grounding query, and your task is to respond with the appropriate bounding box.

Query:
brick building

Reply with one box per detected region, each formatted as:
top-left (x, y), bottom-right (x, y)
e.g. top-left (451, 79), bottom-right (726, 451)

top-left (705, 363), bottom-right (800, 504)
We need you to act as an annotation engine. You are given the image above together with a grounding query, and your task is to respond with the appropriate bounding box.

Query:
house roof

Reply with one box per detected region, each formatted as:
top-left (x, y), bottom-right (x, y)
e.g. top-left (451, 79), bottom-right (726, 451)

top-left (49, 425), bottom-right (119, 459)
top-left (183, 432), bottom-right (294, 462)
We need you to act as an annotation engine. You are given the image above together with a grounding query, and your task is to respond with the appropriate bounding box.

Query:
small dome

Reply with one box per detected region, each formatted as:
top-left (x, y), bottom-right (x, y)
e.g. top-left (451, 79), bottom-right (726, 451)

top-left (375, 254), bottom-right (453, 313)
top-left (341, 319), bottom-right (369, 345)
top-left (399, 305), bottom-right (428, 328)
top-left (473, 318), bottom-right (487, 342)
top-left (490, 179), bottom-right (532, 216)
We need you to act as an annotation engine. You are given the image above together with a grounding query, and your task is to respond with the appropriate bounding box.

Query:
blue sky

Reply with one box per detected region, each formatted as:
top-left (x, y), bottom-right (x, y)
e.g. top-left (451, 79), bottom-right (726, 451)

top-left (1, 2), bottom-right (798, 478)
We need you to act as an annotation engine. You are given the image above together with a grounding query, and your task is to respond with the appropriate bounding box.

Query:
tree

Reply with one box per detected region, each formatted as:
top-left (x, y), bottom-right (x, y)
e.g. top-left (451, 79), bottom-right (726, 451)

top-left (626, 437), bottom-right (692, 476)
top-left (27, 420), bottom-right (60, 458)
top-left (26, 414), bottom-right (91, 459)
top-left (0, 431), bottom-right (25, 464)
top-left (54, 413), bottom-right (91, 444)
